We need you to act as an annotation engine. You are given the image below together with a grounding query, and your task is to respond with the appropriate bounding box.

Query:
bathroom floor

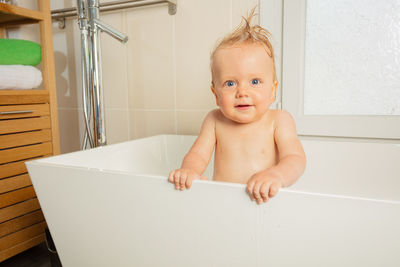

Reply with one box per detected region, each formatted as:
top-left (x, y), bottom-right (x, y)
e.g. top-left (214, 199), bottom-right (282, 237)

top-left (0, 243), bottom-right (51, 267)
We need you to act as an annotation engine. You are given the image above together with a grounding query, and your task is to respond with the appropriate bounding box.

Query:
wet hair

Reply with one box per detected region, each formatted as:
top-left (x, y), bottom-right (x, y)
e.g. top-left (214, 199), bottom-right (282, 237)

top-left (210, 7), bottom-right (277, 83)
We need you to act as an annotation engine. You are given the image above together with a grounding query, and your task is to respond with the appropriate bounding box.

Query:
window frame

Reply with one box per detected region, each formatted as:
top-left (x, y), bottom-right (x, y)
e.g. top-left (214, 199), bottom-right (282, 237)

top-left (281, 0), bottom-right (400, 139)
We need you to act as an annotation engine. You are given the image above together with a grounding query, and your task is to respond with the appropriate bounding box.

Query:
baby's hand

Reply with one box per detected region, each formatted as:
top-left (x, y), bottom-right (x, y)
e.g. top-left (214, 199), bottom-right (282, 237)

top-left (247, 170), bottom-right (283, 204)
top-left (168, 169), bottom-right (208, 190)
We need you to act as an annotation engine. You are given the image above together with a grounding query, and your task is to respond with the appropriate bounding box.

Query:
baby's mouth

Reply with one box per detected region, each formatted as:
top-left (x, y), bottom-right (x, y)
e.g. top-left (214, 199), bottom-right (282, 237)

top-left (235, 104), bottom-right (253, 110)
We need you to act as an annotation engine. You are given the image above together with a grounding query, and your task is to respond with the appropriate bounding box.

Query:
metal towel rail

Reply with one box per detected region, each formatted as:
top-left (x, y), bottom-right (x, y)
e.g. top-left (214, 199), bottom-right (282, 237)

top-left (52, 0), bottom-right (177, 28)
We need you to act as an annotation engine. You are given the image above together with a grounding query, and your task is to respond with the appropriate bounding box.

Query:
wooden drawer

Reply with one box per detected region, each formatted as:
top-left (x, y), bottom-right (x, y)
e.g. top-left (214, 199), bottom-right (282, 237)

top-left (0, 129), bottom-right (52, 150)
top-left (0, 160), bottom-right (27, 179)
top-left (0, 186), bottom-right (36, 209)
top-left (0, 174), bottom-right (32, 194)
top-left (0, 142), bottom-right (52, 165)
top-left (0, 221), bottom-right (46, 251)
top-left (0, 198), bottom-right (41, 223)
top-left (0, 104), bottom-right (49, 120)
top-left (0, 234), bottom-right (45, 262)
top-left (0, 116), bottom-right (51, 135)
top-left (0, 210), bottom-right (45, 238)
top-left (0, 90), bottom-right (49, 105)
top-left (0, 157), bottom-right (47, 179)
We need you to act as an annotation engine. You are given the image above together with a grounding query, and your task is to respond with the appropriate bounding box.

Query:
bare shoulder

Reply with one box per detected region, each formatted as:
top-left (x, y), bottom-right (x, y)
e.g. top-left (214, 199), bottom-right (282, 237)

top-left (204, 109), bottom-right (225, 124)
top-left (199, 109), bottom-right (220, 132)
top-left (271, 109), bottom-right (295, 124)
top-left (270, 109), bottom-right (297, 136)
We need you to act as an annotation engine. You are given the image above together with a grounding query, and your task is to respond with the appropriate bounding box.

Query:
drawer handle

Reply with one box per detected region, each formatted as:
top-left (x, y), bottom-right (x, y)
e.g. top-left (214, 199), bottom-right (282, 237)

top-left (0, 110), bottom-right (34, 115)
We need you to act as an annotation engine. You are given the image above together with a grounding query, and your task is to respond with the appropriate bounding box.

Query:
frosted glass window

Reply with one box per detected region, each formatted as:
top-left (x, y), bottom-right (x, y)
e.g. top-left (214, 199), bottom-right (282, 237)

top-left (304, 0), bottom-right (400, 115)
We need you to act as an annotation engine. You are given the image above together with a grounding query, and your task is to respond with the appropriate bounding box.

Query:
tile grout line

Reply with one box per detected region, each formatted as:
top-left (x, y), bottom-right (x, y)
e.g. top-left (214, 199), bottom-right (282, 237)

top-left (172, 13), bottom-right (178, 134)
top-left (122, 10), bottom-right (133, 140)
top-left (123, 10), bottom-right (131, 140)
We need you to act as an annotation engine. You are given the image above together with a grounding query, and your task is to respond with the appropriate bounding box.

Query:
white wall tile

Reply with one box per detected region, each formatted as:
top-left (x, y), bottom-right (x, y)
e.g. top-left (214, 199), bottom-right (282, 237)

top-left (177, 110), bottom-right (209, 135)
top-left (101, 12), bottom-right (129, 110)
top-left (58, 108), bottom-right (81, 153)
top-left (175, 0), bottom-right (231, 110)
top-left (50, 0), bottom-right (75, 10)
top-left (125, 6), bottom-right (174, 110)
top-left (105, 108), bottom-right (130, 144)
top-left (129, 110), bottom-right (176, 139)
top-left (232, 0), bottom-right (260, 27)
top-left (52, 19), bottom-right (80, 109)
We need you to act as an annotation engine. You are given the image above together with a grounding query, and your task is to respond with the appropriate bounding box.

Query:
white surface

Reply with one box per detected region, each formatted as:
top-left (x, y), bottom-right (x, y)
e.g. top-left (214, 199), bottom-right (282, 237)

top-left (27, 135), bottom-right (400, 266)
top-left (304, 0), bottom-right (400, 115)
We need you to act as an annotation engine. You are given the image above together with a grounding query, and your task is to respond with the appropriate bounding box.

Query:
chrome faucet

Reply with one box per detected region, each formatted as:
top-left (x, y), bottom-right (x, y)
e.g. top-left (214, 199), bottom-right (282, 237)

top-left (77, 0), bottom-right (128, 148)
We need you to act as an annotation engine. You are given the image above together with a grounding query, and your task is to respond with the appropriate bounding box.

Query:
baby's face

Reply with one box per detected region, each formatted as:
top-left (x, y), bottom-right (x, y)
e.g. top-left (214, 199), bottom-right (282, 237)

top-left (211, 43), bottom-right (277, 124)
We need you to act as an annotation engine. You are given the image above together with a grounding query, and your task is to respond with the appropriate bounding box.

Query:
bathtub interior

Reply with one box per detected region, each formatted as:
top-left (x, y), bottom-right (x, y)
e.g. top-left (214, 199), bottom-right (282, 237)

top-left (291, 138), bottom-right (400, 201)
top-left (31, 134), bottom-right (400, 201)
top-left (34, 135), bottom-right (213, 178)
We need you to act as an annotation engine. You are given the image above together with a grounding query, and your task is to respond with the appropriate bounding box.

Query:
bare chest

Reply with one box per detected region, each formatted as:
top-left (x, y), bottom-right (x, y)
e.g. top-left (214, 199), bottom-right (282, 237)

top-left (213, 120), bottom-right (278, 183)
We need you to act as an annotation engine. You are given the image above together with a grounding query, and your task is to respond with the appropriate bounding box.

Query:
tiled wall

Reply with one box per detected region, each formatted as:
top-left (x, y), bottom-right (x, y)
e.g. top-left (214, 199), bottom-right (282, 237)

top-left (17, 0), bottom-right (259, 153)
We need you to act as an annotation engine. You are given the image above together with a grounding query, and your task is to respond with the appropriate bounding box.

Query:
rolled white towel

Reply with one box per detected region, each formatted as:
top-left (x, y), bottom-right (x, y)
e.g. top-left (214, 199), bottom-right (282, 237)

top-left (0, 65), bottom-right (43, 90)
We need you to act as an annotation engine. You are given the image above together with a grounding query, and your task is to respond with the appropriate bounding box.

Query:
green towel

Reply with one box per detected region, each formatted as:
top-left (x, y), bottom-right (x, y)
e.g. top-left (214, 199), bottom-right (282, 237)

top-left (0, 38), bottom-right (41, 66)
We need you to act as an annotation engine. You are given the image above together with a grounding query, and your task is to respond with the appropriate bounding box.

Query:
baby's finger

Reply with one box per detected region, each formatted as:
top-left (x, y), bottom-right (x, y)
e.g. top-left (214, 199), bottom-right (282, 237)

top-left (168, 170), bottom-right (176, 183)
top-left (174, 170), bottom-right (181, 189)
top-left (253, 182), bottom-right (263, 204)
top-left (247, 180), bottom-right (255, 201)
top-left (179, 172), bottom-right (187, 190)
top-left (260, 182), bottom-right (270, 203)
top-left (185, 176), bottom-right (194, 189)
top-left (269, 183), bottom-right (280, 198)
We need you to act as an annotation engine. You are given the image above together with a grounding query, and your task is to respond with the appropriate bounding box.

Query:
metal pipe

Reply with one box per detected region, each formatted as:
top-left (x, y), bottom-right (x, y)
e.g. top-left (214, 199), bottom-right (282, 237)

top-left (87, 0), bottom-right (107, 147)
top-left (77, 0), bottom-right (94, 149)
top-left (94, 18), bottom-right (128, 43)
top-left (76, 0), bottom-right (129, 149)
top-left (51, 0), bottom-right (177, 20)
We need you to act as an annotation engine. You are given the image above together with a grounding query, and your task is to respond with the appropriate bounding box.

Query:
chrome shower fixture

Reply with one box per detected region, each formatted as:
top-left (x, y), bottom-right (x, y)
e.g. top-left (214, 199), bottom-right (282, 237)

top-left (77, 0), bottom-right (128, 149)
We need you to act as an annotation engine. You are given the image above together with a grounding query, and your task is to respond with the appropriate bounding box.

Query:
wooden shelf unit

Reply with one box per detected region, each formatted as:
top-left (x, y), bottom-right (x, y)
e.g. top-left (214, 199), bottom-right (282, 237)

top-left (0, 3), bottom-right (44, 26)
top-left (0, 0), bottom-right (60, 262)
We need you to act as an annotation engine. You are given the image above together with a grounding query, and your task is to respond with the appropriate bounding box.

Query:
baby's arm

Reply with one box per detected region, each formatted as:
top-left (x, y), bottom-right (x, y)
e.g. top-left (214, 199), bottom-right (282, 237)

top-left (168, 110), bottom-right (216, 190)
top-left (247, 110), bottom-right (306, 204)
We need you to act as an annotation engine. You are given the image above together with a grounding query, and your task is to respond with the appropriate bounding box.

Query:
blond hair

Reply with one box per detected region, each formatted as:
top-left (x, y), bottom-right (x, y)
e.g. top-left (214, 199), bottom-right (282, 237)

top-left (210, 8), bottom-right (277, 83)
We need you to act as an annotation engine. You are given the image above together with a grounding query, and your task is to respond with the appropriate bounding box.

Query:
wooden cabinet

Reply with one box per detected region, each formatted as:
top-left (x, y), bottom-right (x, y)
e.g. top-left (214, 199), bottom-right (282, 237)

top-left (0, 0), bottom-right (60, 262)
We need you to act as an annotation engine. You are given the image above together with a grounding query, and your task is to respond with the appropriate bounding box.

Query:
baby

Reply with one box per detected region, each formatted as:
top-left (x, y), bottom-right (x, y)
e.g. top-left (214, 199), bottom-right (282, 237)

top-left (168, 11), bottom-right (306, 204)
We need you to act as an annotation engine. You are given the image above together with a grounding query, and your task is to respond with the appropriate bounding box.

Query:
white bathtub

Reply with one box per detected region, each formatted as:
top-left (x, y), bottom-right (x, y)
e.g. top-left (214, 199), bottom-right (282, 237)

top-left (26, 135), bottom-right (400, 267)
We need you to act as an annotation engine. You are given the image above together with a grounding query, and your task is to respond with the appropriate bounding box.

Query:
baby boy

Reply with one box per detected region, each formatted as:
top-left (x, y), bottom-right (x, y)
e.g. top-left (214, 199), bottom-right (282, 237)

top-left (168, 11), bottom-right (306, 204)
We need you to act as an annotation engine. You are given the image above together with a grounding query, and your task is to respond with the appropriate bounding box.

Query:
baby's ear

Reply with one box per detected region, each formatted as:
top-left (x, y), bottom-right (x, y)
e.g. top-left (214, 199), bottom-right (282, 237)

top-left (211, 85), bottom-right (219, 106)
top-left (271, 80), bottom-right (278, 101)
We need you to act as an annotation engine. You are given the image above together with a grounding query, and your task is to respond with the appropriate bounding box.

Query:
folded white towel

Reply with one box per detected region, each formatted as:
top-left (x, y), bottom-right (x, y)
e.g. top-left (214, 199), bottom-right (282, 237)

top-left (0, 65), bottom-right (43, 90)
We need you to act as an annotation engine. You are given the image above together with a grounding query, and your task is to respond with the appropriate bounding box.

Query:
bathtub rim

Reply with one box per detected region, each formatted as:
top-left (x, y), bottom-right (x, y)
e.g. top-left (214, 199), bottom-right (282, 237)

top-left (25, 134), bottom-right (400, 205)
top-left (26, 159), bottom-right (400, 206)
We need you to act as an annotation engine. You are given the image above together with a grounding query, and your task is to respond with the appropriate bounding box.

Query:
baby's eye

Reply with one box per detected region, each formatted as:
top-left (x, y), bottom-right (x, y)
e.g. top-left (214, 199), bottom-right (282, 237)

top-left (225, 81), bottom-right (236, 87)
top-left (251, 79), bottom-right (260, 85)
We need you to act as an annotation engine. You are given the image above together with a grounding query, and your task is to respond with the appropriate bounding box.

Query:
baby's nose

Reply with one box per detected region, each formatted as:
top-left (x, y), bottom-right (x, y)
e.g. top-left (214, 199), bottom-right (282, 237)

top-left (236, 86), bottom-right (249, 97)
